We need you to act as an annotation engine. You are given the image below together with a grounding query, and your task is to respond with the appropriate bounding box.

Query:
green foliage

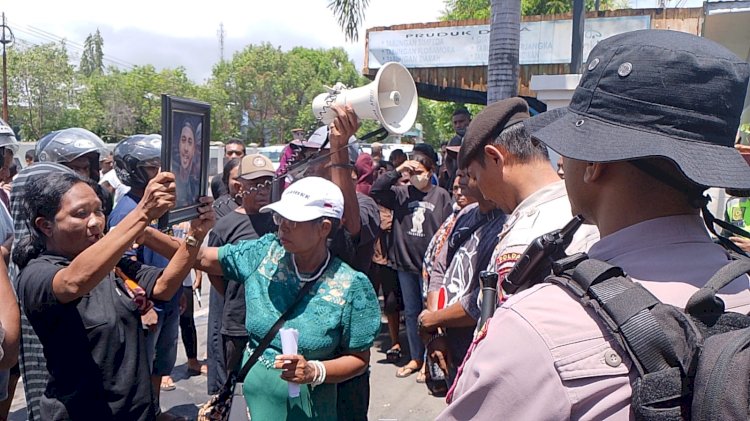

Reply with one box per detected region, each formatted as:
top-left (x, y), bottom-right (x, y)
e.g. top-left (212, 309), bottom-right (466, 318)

top-left (441, 0), bottom-right (623, 19)
top-left (5, 33), bottom-right (455, 148)
top-left (522, 0), bottom-right (620, 15)
top-left (418, 99), bottom-right (483, 148)
top-left (7, 35), bottom-right (199, 142)
top-left (77, 65), bottom-right (196, 142)
top-left (207, 44), bottom-right (366, 145)
top-left (79, 29), bottom-right (104, 77)
top-left (441, 0), bottom-right (490, 21)
top-left (7, 41), bottom-right (76, 140)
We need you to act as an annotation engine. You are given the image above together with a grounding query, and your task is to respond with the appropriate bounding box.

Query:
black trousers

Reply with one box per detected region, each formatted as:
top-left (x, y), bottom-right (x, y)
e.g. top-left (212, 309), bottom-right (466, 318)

top-left (206, 287), bottom-right (226, 394)
top-left (179, 286), bottom-right (198, 359)
top-left (222, 334), bottom-right (249, 378)
top-left (336, 369), bottom-right (370, 421)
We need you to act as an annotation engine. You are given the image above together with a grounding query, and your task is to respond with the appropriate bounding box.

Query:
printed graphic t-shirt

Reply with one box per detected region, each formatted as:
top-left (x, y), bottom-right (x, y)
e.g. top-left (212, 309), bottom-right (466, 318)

top-left (372, 170), bottom-right (453, 274)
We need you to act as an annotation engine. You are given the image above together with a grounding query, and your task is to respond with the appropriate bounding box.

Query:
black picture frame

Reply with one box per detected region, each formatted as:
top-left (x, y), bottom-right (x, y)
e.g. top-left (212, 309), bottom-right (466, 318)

top-left (159, 94), bottom-right (211, 230)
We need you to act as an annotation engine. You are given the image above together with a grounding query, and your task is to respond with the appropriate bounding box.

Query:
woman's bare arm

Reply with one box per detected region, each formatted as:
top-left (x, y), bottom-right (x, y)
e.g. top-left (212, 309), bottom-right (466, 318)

top-left (0, 259), bottom-right (19, 369)
top-left (53, 175), bottom-right (174, 303)
top-left (142, 228), bottom-right (223, 276)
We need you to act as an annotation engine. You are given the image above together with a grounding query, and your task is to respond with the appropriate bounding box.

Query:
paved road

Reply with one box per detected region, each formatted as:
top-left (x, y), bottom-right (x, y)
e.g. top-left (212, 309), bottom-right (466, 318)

top-left (8, 284), bottom-right (446, 420)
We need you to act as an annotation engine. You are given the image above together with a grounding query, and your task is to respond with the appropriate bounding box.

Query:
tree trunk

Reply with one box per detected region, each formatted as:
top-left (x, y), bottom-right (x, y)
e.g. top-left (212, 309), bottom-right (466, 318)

top-left (487, 0), bottom-right (520, 104)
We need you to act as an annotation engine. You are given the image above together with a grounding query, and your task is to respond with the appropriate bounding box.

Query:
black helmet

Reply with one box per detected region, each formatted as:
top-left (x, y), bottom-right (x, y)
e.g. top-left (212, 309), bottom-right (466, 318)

top-left (0, 118), bottom-right (19, 155)
top-left (36, 128), bottom-right (107, 180)
top-left (114, 134), bottom-right (162, 189)
top-left (36, 128), bottom-right (107, 163)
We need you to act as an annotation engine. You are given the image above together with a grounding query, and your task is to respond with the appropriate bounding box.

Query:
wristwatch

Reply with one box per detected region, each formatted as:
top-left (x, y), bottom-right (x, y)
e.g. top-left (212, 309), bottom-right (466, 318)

top-left (184, 235), bottom-right (199, 247)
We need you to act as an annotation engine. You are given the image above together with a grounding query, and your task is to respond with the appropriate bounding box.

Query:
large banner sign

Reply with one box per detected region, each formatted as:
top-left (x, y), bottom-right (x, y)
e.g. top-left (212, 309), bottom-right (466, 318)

top-left (368, 16), bottom-right (651, 68)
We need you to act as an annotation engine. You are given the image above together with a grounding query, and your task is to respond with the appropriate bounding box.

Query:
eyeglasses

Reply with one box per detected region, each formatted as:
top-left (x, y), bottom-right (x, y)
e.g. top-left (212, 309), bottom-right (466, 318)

top-left (240, 179), bottom-right (273, 195)
top-left (272, 213), bottom-right (297, 229)
top-left (226, 150), bottom-right (244, 157)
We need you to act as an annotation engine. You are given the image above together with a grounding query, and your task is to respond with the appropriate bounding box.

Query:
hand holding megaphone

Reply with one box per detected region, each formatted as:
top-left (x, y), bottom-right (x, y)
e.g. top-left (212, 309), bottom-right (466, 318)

top-left (312, 62), bottom-right (418, 135)
top-left (329, 105), bottom-right (360, 152)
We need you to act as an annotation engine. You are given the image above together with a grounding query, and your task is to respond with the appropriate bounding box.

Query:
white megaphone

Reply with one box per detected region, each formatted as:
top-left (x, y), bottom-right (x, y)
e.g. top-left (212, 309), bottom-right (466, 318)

top-left (312, 62), bottom-right (418, 135)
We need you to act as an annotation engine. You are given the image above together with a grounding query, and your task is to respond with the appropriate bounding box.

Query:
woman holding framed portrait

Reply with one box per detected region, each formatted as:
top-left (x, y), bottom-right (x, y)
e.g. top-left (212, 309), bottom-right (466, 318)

top-left (14, 171), bottom-right (214, 421)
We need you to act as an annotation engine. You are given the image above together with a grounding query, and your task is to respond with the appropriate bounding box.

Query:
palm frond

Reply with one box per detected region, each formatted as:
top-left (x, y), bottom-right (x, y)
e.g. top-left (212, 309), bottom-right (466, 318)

top-left (328, 0), bottom-right (370, 42)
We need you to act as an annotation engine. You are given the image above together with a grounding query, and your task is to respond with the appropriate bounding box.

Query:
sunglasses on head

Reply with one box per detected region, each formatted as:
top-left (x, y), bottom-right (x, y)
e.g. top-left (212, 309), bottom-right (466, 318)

top-left (240, 178), bottom-right (273, 195)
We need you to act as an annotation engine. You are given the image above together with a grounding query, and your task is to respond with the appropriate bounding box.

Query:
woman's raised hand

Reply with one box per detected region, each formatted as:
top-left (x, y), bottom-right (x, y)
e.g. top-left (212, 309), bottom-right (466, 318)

top-left (397, 160), bottom-right (420, 174)
top-left (139, 172), bottom-right (176, 220)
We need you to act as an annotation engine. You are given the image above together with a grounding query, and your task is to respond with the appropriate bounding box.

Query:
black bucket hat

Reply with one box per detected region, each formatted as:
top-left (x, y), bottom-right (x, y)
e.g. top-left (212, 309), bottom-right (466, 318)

top-left (528, 29), bottom-right (750, 189)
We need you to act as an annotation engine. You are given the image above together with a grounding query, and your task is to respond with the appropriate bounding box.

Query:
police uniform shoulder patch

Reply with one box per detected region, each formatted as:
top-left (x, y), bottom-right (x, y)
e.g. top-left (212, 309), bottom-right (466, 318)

top-left (496, 252), bottom-right (521, 282)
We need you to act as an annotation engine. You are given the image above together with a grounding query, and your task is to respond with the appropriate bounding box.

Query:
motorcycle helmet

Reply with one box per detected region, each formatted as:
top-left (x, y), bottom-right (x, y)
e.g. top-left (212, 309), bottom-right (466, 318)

top-left (36, 128), bottom-right (108, 180)
top-left (113, 134), bottom-right (162, 189)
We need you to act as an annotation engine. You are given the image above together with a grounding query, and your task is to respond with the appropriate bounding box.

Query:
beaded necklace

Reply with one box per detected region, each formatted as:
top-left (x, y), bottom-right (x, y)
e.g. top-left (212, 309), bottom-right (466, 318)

top-left (292, 250), bottom-right (331, 283)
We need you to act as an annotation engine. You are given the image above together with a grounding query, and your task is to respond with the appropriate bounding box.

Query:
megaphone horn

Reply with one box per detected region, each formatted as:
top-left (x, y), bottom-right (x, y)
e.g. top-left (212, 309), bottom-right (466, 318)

top-left (312, 62), bottom-right (418, 135)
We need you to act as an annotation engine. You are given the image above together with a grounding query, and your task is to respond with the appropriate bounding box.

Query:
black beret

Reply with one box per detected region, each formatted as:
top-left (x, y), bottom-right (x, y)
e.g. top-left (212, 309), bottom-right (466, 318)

top-left (458, 97), bottom-right (530, 168)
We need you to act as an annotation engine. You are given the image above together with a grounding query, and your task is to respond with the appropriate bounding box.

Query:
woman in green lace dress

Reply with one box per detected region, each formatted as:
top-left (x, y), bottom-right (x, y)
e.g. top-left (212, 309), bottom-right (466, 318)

top-left (182, 176), bottom-right (380, 420)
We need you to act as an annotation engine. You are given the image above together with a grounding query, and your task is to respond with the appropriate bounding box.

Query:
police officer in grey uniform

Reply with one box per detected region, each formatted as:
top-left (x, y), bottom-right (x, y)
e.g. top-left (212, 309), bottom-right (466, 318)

top-left (439, 29), bottom-right (750, 420)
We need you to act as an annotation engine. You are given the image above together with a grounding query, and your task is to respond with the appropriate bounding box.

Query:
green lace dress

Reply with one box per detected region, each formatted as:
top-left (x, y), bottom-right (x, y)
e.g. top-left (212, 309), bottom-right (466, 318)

top-left (219, 234), bottom-right (381, 421)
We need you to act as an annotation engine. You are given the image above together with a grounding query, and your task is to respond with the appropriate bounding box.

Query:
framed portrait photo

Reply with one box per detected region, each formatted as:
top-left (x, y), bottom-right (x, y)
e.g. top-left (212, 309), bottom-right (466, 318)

top-left (159, 95), bottom-right (211, 229)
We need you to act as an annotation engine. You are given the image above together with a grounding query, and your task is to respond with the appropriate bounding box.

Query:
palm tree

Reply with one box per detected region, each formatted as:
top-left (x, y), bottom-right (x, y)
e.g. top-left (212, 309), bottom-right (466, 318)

top-left (328, 0), bottom-right (521, 104)
top-left (487, 0), bottom-right (520, 103)
top-left (328, 0), bottom-right (370, 42)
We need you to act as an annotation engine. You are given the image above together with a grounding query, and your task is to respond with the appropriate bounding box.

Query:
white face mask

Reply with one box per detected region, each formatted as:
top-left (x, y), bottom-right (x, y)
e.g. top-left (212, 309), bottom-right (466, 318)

top-left (410, 173), bottom-right (430, 189)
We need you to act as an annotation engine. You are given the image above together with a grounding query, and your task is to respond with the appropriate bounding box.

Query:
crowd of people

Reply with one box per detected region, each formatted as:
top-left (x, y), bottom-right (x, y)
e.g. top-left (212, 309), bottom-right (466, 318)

top-left (0, 28), bottom-right (748, 421)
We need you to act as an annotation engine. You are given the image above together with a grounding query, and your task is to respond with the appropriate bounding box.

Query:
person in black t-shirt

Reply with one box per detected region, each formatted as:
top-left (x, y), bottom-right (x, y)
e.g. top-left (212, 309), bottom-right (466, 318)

top-left (207, 154), bottom-right (276, 381)
top-left (212, 158), bottom-right (243, 219)
top-left (206, 158), bottom-right (244, 393)
top-left (371, 148), bottom-right (453, 380)
top-left (14, 172), bottom-right (214, 421)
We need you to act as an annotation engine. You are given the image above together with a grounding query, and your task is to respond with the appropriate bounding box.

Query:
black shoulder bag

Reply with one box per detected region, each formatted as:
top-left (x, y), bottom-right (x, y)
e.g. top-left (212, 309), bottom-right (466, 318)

top-left (198, 279), bottom-right (318, 421)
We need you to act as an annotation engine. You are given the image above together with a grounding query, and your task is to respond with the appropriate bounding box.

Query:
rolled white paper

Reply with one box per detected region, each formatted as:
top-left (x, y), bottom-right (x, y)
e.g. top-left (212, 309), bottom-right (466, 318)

top-left (279, 328), bottom-right (300, 397)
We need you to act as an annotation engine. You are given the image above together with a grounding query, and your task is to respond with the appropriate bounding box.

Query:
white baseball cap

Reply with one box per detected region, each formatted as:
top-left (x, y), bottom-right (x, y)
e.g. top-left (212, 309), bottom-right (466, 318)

top-left (260, 176), bottom-right (344, 222)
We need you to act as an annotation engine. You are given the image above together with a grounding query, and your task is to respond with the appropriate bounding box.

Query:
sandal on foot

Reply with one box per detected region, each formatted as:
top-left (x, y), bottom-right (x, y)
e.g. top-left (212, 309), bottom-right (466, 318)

top-left (396, 363), bottom-right (421, 378)
top-left (160, 378), bottom-right (177, 391)
top-left (386, 346), bottom-right (402, 362)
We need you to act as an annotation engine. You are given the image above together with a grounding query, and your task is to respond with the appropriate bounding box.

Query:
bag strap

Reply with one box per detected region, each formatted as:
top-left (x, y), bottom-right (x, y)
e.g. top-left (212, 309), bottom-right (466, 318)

top-left (685, 253), bottom-right (750, 323)
top-left (701, 202), bottom-right (750, 256)
top-left (551, 258), bottom-right (679, 376)
top-left (232, 279), bottom-right (319, 385)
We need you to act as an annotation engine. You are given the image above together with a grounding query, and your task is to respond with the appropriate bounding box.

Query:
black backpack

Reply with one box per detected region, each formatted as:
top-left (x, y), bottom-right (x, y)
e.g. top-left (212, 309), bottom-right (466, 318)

top-left (547, 253), bottom-right (750, 420)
